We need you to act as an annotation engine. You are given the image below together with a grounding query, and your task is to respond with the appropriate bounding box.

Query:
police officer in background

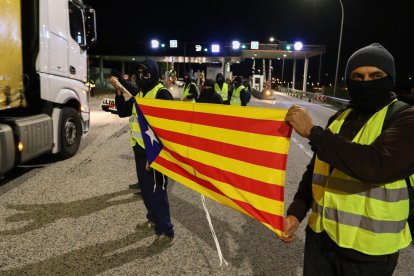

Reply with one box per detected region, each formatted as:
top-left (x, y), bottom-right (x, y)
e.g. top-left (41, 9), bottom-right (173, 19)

top-left (230, 76), bottom-right (249, 106)
top-left (181, 73), bottom-right (198, 102)
top-left (112, 59), bottom-right (175, 252)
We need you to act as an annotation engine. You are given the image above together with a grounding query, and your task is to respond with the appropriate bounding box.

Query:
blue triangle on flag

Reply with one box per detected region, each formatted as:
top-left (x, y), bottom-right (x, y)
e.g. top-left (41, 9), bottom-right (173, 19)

top-left (134, 99), bottom-right (163, 164)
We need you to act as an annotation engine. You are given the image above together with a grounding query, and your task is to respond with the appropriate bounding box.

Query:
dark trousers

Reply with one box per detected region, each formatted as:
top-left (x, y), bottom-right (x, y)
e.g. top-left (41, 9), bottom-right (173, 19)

top-left (132, 147), bottom-right (140, 185)
top-left (303, 227), bottom-right (399, 276)
top-left (134, 147), bottom-right (174, 237)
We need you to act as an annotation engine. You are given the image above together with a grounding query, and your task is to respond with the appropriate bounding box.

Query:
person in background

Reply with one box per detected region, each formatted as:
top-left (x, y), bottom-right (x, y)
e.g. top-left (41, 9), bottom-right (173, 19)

top-left (199, 70), bottom-right (205, 86)
top-left (196, 79), bottom-right (223, 104)
top-left (214, 73), bottom-right (230, 103)
top-left (111, 59), bottom-right (176, 252)
top-left (281, 43), bottom-right (414, 275)
top-left (242, 78), bottom-right (252, 103)
top-left (229, 76), bottom-right (248, 106)
top-left (181, 73), bottom-right (198, 102)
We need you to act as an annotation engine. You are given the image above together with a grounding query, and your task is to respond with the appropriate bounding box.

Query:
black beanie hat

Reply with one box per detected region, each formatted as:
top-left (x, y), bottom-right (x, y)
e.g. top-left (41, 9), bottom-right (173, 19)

top-left (345, 43), bottom-right (395, 84)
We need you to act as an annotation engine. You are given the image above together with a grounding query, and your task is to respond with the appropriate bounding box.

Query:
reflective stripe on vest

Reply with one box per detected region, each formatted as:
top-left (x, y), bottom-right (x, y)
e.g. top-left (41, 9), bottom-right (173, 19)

top-left (309, 99), bottom-right (412, 255)
top-left (214, 83), bottom-right (229, 101)
top-left (181, 82), bottom-right (197, 102)
top-left (130, 83), bottom-right (163, 148)
top-left (230, 85), bottom-right (245, 106)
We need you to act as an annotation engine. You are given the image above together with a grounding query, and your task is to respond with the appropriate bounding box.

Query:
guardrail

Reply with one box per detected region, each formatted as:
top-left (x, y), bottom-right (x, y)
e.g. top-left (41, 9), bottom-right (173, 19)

top-left (283, 89), bottom-right (349, 108)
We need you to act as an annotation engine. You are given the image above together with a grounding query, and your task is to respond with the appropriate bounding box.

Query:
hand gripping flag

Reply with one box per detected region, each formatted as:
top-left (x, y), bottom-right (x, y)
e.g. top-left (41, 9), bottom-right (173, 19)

top-left (135, 98), bottom-right (292, 236)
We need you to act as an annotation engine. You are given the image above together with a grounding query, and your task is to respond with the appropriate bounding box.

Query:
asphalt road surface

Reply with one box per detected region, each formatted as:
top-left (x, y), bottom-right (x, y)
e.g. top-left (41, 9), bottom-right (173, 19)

top-left (1, 91), bottom-right (413, 275)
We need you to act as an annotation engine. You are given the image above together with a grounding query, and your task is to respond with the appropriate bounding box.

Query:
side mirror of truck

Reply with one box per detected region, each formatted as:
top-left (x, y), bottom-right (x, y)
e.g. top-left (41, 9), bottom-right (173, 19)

top-left (69, 2), bottom-right (97, 51)
top-left (83, 7), bottom-right (97, 48)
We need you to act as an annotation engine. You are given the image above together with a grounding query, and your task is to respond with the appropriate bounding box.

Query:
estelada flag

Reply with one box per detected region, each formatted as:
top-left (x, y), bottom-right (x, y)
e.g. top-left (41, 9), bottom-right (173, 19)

top-left (135, 98), bottom-right (292, 236)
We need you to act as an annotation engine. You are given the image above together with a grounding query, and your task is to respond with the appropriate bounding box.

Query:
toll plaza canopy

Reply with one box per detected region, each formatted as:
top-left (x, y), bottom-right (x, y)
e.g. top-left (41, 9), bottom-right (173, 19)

top-left (91, 43), bottom-right (325, 91)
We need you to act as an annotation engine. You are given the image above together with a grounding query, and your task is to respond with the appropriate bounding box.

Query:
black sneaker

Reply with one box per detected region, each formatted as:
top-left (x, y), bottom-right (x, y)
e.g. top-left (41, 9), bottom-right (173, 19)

top-left (148, 234), bottom-right (175, 253)
top-left (129, 183), bottom-right (140, 189)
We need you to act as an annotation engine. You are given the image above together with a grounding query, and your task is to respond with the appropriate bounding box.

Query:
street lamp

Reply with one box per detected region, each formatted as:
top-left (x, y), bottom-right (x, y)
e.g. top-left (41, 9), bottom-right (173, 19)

top-left (333, 0), bottom-right (344, 98)
top-left (281, 54), bottom-right (286, 85)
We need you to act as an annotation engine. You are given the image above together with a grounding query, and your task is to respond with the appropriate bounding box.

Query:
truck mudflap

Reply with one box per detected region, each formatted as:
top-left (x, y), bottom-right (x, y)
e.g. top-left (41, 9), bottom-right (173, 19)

top-left (0, 123), bottom-right (15, 177)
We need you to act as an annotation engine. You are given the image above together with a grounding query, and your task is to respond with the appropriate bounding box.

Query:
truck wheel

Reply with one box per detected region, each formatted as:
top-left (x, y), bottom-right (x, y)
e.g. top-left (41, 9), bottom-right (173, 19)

top-left (58, 107), bottom-right (82, 159)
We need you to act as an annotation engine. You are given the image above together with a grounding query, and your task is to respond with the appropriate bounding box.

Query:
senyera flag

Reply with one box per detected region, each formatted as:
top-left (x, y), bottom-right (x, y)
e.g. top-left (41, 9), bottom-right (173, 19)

top-left (135, 98), bottom-right (292, 236)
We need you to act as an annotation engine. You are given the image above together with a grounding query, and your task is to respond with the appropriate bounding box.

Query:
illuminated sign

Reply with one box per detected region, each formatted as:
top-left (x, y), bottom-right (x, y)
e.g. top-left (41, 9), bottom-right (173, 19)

top-left (232, 41), bottom-right (240, 49)
top-left (211, 44), bottom-right (220, 53)
top-left (170, 40), bottom-right (178, 48)
top-left (151, 39), bottom-right (159, 49)
top-left (195, 45), bottom-right (202, 52)
top-left (250, 41), bottom-right (259, 50)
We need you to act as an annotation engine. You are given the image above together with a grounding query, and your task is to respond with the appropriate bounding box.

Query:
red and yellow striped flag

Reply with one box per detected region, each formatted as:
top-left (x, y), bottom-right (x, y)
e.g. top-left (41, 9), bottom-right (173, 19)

top-left (136, 98), bottom-right (292, 235)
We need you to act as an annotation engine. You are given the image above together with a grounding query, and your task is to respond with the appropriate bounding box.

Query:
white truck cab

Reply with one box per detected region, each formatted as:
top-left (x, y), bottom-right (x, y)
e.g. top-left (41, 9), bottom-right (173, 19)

top-left (0, 0), bottom-right (97, 178)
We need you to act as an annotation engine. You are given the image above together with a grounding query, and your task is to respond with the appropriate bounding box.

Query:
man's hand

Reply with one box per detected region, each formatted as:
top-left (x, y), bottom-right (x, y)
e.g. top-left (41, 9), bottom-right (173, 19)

top-left (285, 105), bottom-right (314, 138)
top-left (110, 76), bottom-right (122, 96)
top-left (277, 215), bottom-right (300, 243)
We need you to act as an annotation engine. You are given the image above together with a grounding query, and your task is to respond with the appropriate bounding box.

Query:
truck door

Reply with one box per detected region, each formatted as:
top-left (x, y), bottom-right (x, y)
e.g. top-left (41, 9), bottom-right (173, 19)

top-left (68, 1), bottom-right (87, 82)
top-left (47, 0), bottom-right (69, 77)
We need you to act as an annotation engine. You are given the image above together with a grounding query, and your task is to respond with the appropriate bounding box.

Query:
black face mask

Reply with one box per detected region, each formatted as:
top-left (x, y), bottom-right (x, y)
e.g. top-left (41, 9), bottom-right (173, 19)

top-left (137, 78), bottom-right (151, 90)
top-left (347, 76), bottom-right (393, 113)
top-left (216, 78), bottom-right (224, 85)
top-left (136, 68), bottom-right (152, 91)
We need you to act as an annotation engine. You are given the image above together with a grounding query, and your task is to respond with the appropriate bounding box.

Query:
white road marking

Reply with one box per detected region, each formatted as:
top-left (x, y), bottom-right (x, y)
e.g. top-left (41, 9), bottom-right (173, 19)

top-left (291, 137), bottom-right (313, 158)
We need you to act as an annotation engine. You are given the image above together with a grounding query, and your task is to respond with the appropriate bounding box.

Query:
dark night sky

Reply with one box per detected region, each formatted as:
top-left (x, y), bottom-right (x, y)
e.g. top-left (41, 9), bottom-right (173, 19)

top-left (84, 0), bottom-right (413, 89)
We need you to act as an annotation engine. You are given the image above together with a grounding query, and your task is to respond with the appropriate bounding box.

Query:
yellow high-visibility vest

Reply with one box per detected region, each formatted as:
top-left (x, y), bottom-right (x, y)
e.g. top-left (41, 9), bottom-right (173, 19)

top-left (230, 85), bottom-right (245, 106)
top-left (181, 82), bottom-right (197, 102)
top-left (130, 83), bottom-right (163, 148)
top-left (309, 99), bottom-right (412, 255)
top-left (214, 82), bottom-right (229, 101)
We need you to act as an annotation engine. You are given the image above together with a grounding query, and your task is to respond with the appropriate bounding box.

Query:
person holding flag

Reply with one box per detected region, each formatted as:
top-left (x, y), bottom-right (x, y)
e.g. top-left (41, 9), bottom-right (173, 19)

top-left (282, 43), bottom-right (414, 275)
top-left (112, 59), bottom-right (175, 251)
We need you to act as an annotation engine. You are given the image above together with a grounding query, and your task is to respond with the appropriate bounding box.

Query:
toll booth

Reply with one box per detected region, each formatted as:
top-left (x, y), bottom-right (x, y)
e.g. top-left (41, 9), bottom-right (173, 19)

top-left (252, 74), bottom-right (264, 91)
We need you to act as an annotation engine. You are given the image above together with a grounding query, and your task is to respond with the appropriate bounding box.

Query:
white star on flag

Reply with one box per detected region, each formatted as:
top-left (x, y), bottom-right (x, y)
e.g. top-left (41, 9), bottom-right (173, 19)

top-left (145, 126), bottom-right (159, 146)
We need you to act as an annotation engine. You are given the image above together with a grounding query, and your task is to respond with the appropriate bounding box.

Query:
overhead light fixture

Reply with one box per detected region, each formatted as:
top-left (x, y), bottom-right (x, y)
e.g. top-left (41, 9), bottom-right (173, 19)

top-left (151, 39), bottom-right (159, 49)
top-left (232, 41), bottom-right (240, 49)
top-left (294, 41), bottom-right (303, 51)
top-left (211, 44), bottom-right (220, 53)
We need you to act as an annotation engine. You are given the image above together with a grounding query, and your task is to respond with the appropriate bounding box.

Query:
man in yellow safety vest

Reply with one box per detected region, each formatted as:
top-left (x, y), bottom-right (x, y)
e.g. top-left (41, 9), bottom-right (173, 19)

top-left (181, 73), bottom-right (198, 102)
top-left (282, 43), bottom-right (414, 275)
top-left (112, 59), bottom-right (175, 252)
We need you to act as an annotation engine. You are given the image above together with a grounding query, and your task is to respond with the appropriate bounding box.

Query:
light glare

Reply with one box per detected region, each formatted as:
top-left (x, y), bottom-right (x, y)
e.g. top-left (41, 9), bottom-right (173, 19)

top-left (151, 39), bottom-right (159, 48)
top-left (294, 41), bottom-right (303, 51)
top-left (232, 41), bottom-right (240, 49)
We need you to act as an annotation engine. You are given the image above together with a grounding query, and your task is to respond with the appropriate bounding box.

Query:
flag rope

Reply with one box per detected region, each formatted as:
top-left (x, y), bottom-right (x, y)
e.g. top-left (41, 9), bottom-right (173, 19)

top-left (201, 195), bottom-right (228, 266)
